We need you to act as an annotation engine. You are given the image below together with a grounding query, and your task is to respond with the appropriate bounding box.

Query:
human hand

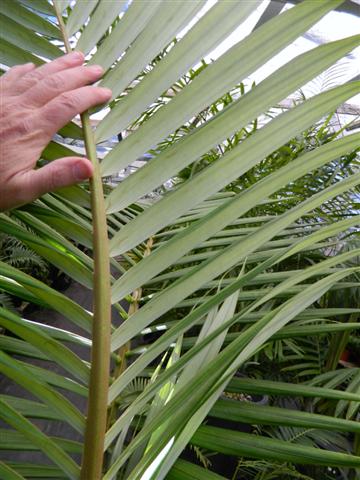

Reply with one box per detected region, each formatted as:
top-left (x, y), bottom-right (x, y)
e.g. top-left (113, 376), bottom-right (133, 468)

top-left (0, 52), bottom-right (112, 211)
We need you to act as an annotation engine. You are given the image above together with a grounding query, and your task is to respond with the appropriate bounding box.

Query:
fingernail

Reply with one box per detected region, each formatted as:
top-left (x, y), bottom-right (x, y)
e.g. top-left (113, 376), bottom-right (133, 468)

top-left (24, 62), bottom-right (35, 68)
top-left (73, 162), bottom-right (91, 181)
top-left (89, 65), bottom-right (104, 75)
top-left (99, 87), bottom-right (112, 97)
top-left (70, 51), bottom-right (84, 61)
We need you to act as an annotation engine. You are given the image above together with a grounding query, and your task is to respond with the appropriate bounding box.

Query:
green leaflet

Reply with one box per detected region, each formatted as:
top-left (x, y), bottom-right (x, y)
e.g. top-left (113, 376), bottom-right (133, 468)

top-left (0, 399), bottom-right (80, 479)
top-left (0, 395), bottom-right (64, 421)
top-left (227, 377), bottom-right (360, 403)
top-left (107, 252), bottom-right (359, 434)
top-left (0, 38), bottom-right (44, 66)
top-left (65, 0), bottom-right (98, 37)
top-left (22, 204), bottom-right (93, 247)
top-left (75, 0), bottom-right (130, 55)
top-left (0, 307), bottom-right (90, 384)
top-left (0, 462), bottom-right (25, 480)
top-left (88, 0), bottom-right (162, 71)
top-left (110, 132), bottom-right (359, 301)
top-left (95, 0), bottom-right (206, 127)
top-left (1, 1), bottom-right (359, 477)
top-left (0, 260), bottom-right (92, 332)
top-left (105, 270), bottom-right (355, 478)
top-left (111, 177), bottom-right (360, 351)
top-left (191, 425), bottom-right (360, 468)
top-left (0, 430), bottom-right (82, 453)
top-left (0, 0), bottom-right (61, 39)
top-left (0, 351), bottom-right (85, 434)
top-left (0, 214), bottom-right (93, 288)
top-left (136, 322), bottom-right (360, 353)
top-left (0, 14), bottom-right (62, 59)
top-left (99, 0), bottom-right (344, 166)
top-left (108, 83), bottom-right (360, 249)
top-left (17, 0), bottom-right (56, 16)
top-left (54, 0), bottom-right (71, 12)
top-left (209, 399), bottom-right (360, 433)
top-left (168, 459), bottom-right (227, 480)
top-left (97, 0), bottom-right (260, 126)
top-left (104, 34), bottom-right (360, 206)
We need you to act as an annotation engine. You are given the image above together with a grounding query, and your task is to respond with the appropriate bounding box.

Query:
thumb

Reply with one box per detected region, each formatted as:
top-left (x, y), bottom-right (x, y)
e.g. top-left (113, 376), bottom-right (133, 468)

top-left (28, 157), bottom-right (93, 199)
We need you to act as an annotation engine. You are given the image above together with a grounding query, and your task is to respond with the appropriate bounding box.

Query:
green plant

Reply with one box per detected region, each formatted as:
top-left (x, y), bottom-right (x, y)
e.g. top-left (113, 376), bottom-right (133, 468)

top-left (0, 1), bottom-right (360, 479)
top-left (0, 232), bottom-right (48, 279)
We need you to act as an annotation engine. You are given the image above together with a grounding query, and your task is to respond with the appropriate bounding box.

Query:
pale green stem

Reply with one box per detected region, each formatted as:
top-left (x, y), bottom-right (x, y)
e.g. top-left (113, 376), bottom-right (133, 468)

top-left (53, 3), bottom-right (111, 479)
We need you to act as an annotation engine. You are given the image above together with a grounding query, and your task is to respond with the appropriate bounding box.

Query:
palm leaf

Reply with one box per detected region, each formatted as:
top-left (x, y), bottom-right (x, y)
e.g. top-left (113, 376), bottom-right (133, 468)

top-left (1, 1), bottom-right (359, 479)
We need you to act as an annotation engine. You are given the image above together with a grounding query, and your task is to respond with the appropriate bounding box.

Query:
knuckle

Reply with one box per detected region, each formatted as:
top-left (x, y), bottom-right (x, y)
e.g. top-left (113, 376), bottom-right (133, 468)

top-left (43, 74), bottom-right (63, 92)
top-left (18, 77), bottom-right (36, 92)
top-left (59, 91), bottom-right (78, 111)
top-left (0, 102), bottom-right (13, 117)
top-left (41, 102), bottom-right (59, 127)
top-left (15, 183), bottom-right (34, 205)
top-left (1, 115), bottom-right (34, 138)
top-left (28, 69), bottom-right (43, 82)
top-left (16, 117), bottom-right (34, 136)
top-left (9, 174), bottom-right (35, 207)
top-left (46, 166), bottom-right (58, 192)
top-left (47, 163), bottom-right (68, 191)
top-left (42, 92), bottom-right (79, 128)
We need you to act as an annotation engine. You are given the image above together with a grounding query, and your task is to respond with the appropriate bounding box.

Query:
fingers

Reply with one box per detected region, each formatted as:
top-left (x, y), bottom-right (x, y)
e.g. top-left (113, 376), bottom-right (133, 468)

top-left (22, 64), bottom-right (105, 107)
top-left (23, 157), bottom-right (94, 205)
top-left (0, 63), bottom-right (36, 89)
top-left (0, 157), bottom-right (94, 211)
top-left (0, 51), bottom-right (113, 210)
top-left (6, 51), bottom-right (85, 95)
top-left (40, 85), bottom-right (112, 137)
top-left (25, 51), bottom-right (85, 82)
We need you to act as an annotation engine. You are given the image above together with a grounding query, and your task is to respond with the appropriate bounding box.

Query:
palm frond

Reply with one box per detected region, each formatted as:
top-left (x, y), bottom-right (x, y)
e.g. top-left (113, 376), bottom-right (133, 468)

top-left (0, 1), bottom-right (359, 479)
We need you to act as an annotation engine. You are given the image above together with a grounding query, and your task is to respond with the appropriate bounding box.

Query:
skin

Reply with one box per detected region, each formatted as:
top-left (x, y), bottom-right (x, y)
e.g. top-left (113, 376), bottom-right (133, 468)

top-left (0, 51), bottom-right (112, 211)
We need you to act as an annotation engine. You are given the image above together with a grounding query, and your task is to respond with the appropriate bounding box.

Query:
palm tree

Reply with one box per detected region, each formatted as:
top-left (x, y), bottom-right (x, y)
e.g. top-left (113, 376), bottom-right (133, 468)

top-left (0, 1), bottom-right (359, 479)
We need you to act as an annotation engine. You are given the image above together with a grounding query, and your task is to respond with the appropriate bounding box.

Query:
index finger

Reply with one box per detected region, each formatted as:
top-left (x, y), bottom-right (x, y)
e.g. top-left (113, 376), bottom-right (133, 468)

top-left (22, 64), bottom-right (105, 107)
top-left (10, 51), bottom-right (86, 95)
top-left (40, 85), bottom-right (112, 138)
